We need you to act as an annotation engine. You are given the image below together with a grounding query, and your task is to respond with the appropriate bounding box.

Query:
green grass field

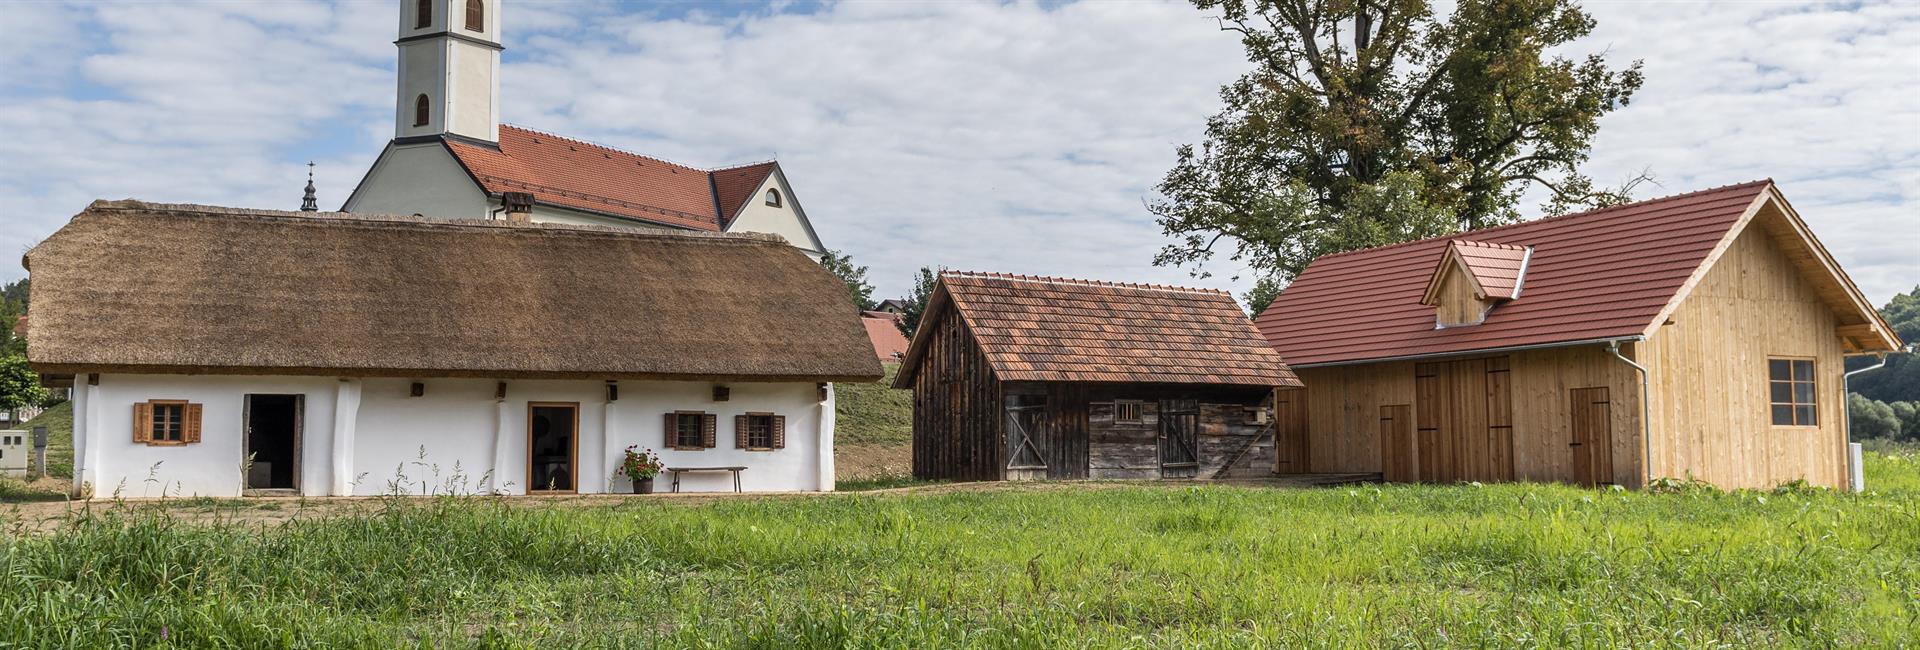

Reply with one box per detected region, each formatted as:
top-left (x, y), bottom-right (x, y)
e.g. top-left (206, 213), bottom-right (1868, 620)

top-left (4, 454), bottom-right (1919, 647)
top-left (835, 362), bottom-right (912, 446)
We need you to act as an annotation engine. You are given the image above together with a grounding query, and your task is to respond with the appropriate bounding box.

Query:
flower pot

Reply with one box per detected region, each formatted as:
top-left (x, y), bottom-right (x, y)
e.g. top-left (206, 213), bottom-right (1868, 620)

top-left (632, 477), bottom-right (654, 494)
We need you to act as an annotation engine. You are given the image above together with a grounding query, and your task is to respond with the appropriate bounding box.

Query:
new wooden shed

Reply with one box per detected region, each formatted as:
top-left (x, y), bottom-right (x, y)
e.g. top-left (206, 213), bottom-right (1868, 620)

top-left (1257, 181), bottom-right (1902, 489)
top-left (895, 273), bottom-right (1302, 481)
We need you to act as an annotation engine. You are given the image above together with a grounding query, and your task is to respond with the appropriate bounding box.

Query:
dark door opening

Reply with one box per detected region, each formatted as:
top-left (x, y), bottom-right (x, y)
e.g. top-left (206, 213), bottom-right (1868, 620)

top-left (1570, 387), bottom-right (1614, 486)
top-left (528, 403), bottom-right (578, 492)
top-left (244, 394), bottom-right (302, 491)
top-left (1159, 399), bottom-right (1199, 478)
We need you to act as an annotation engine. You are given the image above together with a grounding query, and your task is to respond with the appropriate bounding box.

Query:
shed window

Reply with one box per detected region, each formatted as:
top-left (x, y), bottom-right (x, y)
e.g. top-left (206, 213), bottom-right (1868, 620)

top-left (134, 400), bottom-right (201, 445)
top-left (765, 188), bottom-right (781, 207)
top-left (1768, 358), bottom-right (1817, 426)
top-left (414, 94), bottom-right (430, 127)
top-left (735, 413), bottom-right (785, 450)
top-left (1114, 400), bottom-right (1145, 424)
top-left (465, 0), bottom-right (484, 32)
top-left (666, 411), bottom-right (715, 450)
top-left (415, 0), bottom-right (431, 28)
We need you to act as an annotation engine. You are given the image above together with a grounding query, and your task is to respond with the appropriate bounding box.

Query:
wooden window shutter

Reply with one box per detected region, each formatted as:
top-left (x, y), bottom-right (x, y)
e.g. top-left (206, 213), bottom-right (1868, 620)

top-left (133, 402), bottom-right (153, 444)
top-left (771, 415), bottom-right (786, 449)
top-left (734, 415), bottom-right (749, 449)
top-left (184, 404), bottom-right (203, 444)
top-left (664, 412), bottom-right (677, 448)
top-left (702, 414), bottom-right (718, 448)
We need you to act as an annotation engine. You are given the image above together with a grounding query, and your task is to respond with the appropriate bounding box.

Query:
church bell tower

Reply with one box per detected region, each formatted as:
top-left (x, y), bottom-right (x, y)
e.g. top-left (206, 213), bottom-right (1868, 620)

top-left (394, 0), bottom-right (501, 143)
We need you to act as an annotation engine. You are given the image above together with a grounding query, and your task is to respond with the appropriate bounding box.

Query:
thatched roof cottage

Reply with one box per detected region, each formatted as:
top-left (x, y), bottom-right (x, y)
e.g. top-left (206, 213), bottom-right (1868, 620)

top-left (26, 200), bottom-right (881, 498)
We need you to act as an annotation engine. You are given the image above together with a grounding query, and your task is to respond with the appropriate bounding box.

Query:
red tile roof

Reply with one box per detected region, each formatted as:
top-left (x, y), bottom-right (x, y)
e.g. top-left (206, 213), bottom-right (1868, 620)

top-left (1259, 181), bottom-right (1776, 366)
top-left (863, 316), bottom-right (910, 360)
top-left (900, 272), bottom-right (1301, 387)
top-left (1432, 240), bottom-right (1530, 301)
top-left (441, 126), bottom-right (779, 230)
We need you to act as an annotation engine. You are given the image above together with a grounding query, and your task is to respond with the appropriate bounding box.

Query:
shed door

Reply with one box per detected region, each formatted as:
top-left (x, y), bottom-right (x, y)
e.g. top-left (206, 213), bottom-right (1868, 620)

top-left (1158, 399), bottom-right (1199, 478)
top-left (1005, 401), bottom-right (1049, 481)
top-left (1380, 404), bottom-right (1415, 482)
top-left (1272, 389), bottom-right (1309, 474)
top-left (1569, 387), bottom-right (1613, 486)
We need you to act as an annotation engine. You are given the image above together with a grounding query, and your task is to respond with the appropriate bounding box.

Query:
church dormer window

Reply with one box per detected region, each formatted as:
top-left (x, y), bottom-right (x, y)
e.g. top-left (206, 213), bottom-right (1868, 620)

top-left (765, 188), bottom-right (782, 207)
top-left (415, 0), bottom-right (430, 28)
top-left (414, 94), bottom-right (430, 127)
top-left (466, 0), bottom-right (484, 32)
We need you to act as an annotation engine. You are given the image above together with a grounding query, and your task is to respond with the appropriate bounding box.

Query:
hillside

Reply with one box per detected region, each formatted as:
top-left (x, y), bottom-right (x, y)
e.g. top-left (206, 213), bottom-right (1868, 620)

top-left (833, 363), bottom-right (913, 480)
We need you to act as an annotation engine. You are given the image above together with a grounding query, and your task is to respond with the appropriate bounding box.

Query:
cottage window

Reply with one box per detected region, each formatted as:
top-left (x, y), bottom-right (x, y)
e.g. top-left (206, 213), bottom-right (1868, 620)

top-left (134, 400), bottom-right (202, 445)
top-left (465, 0), bottom-right (484, 32)
top-left (765, 188), bottom-right (781, 207)
top-left (1114, 400), bottom-right (1145, 424)
top-left (735, 413), bottom-right (785, 450)
top-left (415, 0), bottom-right (431, 28)
top-left (1768, 359), bottom-right (1817, 426)
top-left (667, 411), bottom-right (715, 450)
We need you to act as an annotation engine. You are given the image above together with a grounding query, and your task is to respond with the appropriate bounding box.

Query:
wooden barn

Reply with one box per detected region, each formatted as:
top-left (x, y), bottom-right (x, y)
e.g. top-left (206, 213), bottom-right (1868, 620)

top-left (1257, 181), bottom-right (1902, 490)
top-left (895, 273), bottom-right (1302, 481)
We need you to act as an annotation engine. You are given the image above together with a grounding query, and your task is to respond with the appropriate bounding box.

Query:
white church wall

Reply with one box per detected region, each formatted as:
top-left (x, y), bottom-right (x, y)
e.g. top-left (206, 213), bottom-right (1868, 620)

top-left (726, 171), bottom-right (825, 257)
top-left (73, 374), bottom-right (835, 499)
top-left (449, 41), bottom-right (499, 141)
top-left (395, 42), bottom-right (448, 139)
top-left (526, 203), bottom-right (677, 232)
top-left (344, 143), bottom-right (492, 218)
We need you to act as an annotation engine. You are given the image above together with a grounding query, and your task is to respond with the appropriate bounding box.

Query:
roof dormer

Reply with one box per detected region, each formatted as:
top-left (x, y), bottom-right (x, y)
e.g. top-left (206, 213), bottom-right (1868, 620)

top-left (1420, 240), bottom-right (1532, 328)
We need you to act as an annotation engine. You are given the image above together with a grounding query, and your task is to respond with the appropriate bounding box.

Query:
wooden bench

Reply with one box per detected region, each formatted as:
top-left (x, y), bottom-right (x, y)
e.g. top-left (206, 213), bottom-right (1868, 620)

top-left (665, 466), bottom-right (746, 493)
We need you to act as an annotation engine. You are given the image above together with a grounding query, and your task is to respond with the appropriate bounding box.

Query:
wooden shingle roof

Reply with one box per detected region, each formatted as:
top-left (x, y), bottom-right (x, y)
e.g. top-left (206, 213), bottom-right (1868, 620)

top-left (894, 273), bottom-right (1301, 388)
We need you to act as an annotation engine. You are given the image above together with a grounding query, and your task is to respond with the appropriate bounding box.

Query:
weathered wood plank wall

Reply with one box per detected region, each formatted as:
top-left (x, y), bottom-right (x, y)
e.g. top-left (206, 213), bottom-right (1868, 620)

top-left (909, 310), bottom-right (1003, 481)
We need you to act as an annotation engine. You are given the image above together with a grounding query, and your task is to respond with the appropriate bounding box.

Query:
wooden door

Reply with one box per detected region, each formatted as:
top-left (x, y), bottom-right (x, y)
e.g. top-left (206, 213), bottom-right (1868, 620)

top-left (1570, 387), bottom-right (1613, 486)
top-left (1413, 357), bottom-right (1514, 483)
top-left (1272, 389), bottom-right (1309, 474)
top-left (1158, 399), bottom-right (1199, 478)
top-left (1379, 404), bottom-right (1415, 482)
top-left (1005, 402), bottom-right (1048, 480)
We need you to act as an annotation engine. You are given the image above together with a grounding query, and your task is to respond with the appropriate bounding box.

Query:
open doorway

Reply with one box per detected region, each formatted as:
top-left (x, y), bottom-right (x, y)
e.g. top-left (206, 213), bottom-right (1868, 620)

top-left (244, 394), bottom-right (303, 492)
top-left (528, 403), bottom-right (578, 493)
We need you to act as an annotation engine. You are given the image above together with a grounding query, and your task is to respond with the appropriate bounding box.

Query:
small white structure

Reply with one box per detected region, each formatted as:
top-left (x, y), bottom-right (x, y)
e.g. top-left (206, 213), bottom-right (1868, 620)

top-left (0, 430), bottom-right (26, 478)
top-left (24, 201), bottom-right (880, 498)
top-left (340, 0), bottom-right (829, 259)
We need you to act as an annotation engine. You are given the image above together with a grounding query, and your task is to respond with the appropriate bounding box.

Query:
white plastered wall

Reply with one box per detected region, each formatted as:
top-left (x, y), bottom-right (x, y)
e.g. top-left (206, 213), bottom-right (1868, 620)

top-left (343, 143), bottom-right (492, 218)
top-left (725, 170), bottom-right (825, 257)
top-left (72, 374), bottom-right (835, 498)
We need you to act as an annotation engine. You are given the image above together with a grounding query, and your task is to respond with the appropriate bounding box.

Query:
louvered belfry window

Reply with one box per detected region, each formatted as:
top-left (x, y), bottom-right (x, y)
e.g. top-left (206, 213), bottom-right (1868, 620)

top-left (415, 0), bottom-right (431, 28)
top-left (465, 0), bottom-right (484, 32)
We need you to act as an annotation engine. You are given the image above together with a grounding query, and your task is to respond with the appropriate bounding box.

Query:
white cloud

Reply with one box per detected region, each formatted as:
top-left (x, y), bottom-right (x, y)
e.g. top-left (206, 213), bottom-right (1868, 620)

top-left (0, 0), bottom-right (1914, 307)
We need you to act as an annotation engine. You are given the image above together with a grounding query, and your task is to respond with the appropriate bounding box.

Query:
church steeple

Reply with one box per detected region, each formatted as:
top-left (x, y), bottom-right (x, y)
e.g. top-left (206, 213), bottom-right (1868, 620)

top-left (394, 0), bottom-right (501, 143)
top-left (300, 162), bottom-right (319, 212)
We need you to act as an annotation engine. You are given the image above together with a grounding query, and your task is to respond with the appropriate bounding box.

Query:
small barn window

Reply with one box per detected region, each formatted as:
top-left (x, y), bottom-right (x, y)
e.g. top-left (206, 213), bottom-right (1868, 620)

top-left (413, 94), bottom-right (430, 127)
top-left (735, 413), bottom-right (785, 450)
top-left (1768, 359), bottom-right (1817, 426)
top-left (133, 400), bottom-right (201, 445)
top-left (465, 0), bottom-right (484, 32)
top-left (765, 188), bottom-right (781, 207)
top-left (667, 411), bottom-right (716, 450)
top-left (1114, 400), bottom-right (1145, 424)
top-left (415, 0), bottom-right (431, 28)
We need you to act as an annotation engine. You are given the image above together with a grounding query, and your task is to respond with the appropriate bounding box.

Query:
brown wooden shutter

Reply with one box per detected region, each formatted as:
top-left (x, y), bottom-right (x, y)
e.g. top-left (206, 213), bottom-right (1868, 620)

top-left (133, 402), bottom-right (153, 444)
top-left (702, 414), bottom-right (717, 448)
top-left (771, 415), bottom-right (786, 449)
top-left (664, 412), bottom-right (677, 448)
top-left (184, 404), bottom-right (203, 444)
top-left (734, 415), bottom-right (749, 449)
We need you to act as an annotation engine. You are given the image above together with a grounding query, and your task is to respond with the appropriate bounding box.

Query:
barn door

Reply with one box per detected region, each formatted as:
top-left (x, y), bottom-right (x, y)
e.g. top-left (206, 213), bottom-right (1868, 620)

top-left (1413, 356), bottom-right (1514, 483)
top-left (1379, 404), bottom-right (1415, 482)
top-left (1005, 402), bottom-right (1049, 481)
top-left (1158, 399), bottom-right (1199, 478)
top-left (1569, 387), bottom-right (1613, 486)
top-left (1272, 389), bottom-right (1309, 474)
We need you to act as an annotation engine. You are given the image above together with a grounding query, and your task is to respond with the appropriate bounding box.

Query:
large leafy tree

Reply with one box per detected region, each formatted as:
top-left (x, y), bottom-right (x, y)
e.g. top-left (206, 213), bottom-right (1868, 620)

top-left (0, 354), bottom-right (45, 426)
top-left (1154, 0), bottom-right (1645, 284)
top-left (0, 279), bottom-right (26, 356)
top-left (819, 250), bottom-right (876, 312)
top-left (1849, 285), bottom-right (1920, 403)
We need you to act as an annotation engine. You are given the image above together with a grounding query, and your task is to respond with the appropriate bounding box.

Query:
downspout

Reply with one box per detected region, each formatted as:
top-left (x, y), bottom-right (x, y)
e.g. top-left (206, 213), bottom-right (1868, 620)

top-left (1845, 345), bottom-right (1913, 491)
top-left (1607, 339), bottom-right (1652, 488)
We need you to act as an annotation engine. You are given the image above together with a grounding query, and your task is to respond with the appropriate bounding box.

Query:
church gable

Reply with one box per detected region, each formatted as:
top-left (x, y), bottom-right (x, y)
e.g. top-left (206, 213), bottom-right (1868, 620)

top-left (722, 165), bottom-right (825, 255)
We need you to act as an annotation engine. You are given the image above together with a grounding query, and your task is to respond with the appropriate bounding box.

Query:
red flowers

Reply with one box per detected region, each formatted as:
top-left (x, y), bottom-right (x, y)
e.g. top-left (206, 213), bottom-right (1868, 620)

top-left (621, 445), bottom-right (663, 481)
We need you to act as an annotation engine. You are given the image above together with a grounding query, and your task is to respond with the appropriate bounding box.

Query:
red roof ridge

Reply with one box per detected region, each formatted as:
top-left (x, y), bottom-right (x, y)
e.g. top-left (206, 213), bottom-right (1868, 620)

top-left (941, 271), bottom-right (1233, 297)
top-left (1313, 179), bottom-right (1774, 262)
top-left (1450, 240), bottom-right (1527, 251)
top-left (712, 159), bottom-right (780, 172)
top-left (500, 124), bottom-right (778, 173)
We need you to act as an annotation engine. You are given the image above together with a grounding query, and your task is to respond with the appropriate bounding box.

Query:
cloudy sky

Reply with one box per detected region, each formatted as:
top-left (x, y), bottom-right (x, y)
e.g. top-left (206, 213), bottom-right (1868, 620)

top-left (1, 0), bottom-right (1914, 305)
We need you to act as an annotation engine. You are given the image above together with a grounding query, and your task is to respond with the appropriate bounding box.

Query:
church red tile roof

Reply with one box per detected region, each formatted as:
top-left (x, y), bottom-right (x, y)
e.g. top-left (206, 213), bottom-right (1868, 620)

top-left (1259, 181), bottom-right (1788, 366)
top-left (441, 125), bottom-right (779, 231)
top-left (895, 272), bottom-right (1302, 387)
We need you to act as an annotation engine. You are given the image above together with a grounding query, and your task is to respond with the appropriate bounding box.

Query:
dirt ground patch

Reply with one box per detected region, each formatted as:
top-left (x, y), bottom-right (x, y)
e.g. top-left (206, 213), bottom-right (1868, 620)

top-left (835, 441), bottom-right (910, 480)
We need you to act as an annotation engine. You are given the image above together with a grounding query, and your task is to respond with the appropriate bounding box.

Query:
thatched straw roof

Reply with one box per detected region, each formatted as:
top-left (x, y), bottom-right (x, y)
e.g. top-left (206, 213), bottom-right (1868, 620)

top-left (24, 200), bottom-right (883, 382)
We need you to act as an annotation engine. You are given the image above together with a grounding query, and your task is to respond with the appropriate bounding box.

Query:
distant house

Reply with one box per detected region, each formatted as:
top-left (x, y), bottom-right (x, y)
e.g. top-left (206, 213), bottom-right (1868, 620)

top-left (895, 273), bottom-right (1301, 481)
top-left (875, 299), bottom-right (911, 315)
top-left (25, 201), bottom-right (880, 498)
top-left (340, 0), bottom-right (828, 258)
top-left (862, 316), bottom-right (910, 361)
top-left (1258, 181), bottom-right (1901, 489)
